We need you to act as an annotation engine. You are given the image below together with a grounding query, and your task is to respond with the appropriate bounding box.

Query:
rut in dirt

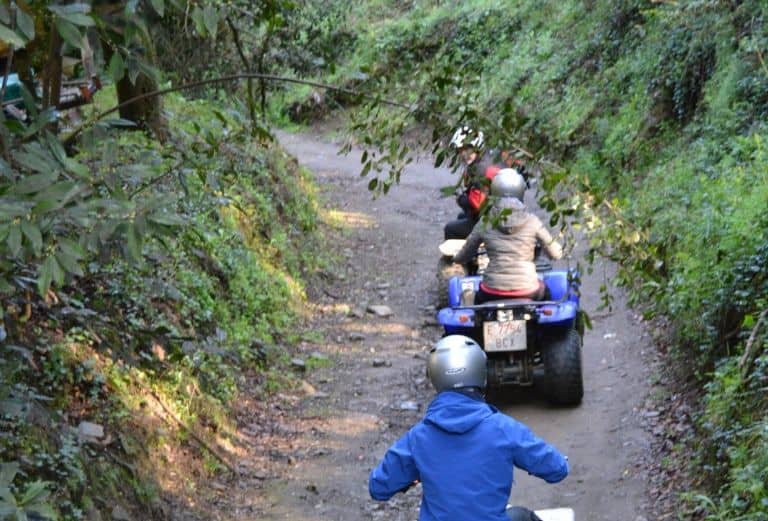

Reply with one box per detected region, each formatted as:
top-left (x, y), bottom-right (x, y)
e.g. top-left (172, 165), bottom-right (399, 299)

top-left (207, 130), bottom-right (657, 521)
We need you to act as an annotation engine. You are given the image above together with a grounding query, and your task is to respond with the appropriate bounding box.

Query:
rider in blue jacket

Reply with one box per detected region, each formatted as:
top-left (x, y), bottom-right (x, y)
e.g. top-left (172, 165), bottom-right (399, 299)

top-left (368, 335), bottom-right (569, 521)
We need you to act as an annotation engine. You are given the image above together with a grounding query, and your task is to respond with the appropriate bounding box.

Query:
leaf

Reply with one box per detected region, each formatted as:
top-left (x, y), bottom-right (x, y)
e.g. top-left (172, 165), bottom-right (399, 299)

top-left (20, 221), bottom-right (43, 256)
top-left (0, 25), bottom-right (26, 48)
top-left (12, 151), bottom-right (54, 174)
top-left (108, 52), bottom-right (125, 83)
top-left (0, 462), bottom-right (20, 487)
top-left (148, 212), bottom-right (186, 226)
top-left (45, 131), bottom-right (68, 166)
top-left (191, 6), bottom-right (207, 37)
top-left (34, 181), bottom-right (78, 204)
top-left (126, 223), bottom-right (142, 262)
top-left (150, 0), bottom-right (165, 16)
top-left (58, 238), bottom-right (85, 260)
top-left (0, 398), bottom-right (26, 418)
top-left (54, 17), bottom-right (83, 49)
top-left (48, 4), bottom-right (94, 26)
top-left (37, 256), bottom-right (55, 296)
top-left (0, 202), bottom-right (30, 220)
top-left (125, 0), bottom-right (139, 15)
top-left (14, 173), bottom-right (58, 195)
top-left (7, 224), bottom-right (22, 258)
top-left (55, 249), bottom-right (84, 277)
top-left (62, 157), bottom-right (90, 179)
top-left (136, 59), bottom-right (161, 84)
top-left (23, 109), bottom-right (58, 140)
top-left (28, 504), bottom-right (58, 520)
top-left (16, 9), bottom-right (35, 41)
top-left (360, 161), bottom-right (372, 178)
top-left (202, 6), bottom-right (219, 39)
top-left (19, 480), bottom-right (51, 505)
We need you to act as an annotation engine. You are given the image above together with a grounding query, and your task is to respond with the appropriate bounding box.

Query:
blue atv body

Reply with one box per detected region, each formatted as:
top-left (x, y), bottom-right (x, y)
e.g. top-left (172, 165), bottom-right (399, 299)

top-left (437, 269), bottom-right (584, 405)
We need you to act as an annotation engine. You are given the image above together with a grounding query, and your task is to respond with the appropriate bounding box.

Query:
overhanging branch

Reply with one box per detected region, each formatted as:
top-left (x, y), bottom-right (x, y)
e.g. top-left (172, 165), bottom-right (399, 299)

top-left (63, 73), bottom-right (412, 146)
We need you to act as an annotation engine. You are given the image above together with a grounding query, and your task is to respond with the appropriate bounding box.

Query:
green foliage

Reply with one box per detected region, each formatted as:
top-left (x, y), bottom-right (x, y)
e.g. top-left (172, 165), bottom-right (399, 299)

top-left (688, 349), bottom-right (768, 520)
top-left (0, 462), bottom-right (58, 521)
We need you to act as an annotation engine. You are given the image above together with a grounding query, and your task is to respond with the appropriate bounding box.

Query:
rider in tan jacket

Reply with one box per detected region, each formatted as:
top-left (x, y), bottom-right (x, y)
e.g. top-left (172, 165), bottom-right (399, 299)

top-left (453, 170), bottom-right (562, 302)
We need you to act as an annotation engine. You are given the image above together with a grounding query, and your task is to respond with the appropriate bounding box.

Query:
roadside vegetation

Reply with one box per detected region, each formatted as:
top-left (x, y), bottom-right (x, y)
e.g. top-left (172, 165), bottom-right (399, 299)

top-left (1, 1), bottom-right (334, 518)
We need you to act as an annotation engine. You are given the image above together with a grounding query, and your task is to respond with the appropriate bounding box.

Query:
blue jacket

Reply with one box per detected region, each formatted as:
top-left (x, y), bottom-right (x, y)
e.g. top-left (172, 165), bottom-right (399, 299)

top-left (369, 391), bottom-right (569, 521)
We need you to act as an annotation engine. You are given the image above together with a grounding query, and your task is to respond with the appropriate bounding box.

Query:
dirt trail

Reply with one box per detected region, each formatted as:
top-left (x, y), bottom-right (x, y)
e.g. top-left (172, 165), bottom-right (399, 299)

top-left (209, 130), bottom-right (655, 521)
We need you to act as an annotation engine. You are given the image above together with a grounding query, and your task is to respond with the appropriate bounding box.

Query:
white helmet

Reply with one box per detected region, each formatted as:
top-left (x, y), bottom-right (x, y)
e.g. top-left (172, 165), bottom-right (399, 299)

top-left (449, 126), bottom-right (485, 150)
top-left (427, 335), bottom-right (487, 392)
top-left (491, 168), bottom-right (526, 201)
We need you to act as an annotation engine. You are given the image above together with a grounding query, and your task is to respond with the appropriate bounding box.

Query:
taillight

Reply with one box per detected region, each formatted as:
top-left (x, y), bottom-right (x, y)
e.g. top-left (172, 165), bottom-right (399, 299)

top-left (541, 308), bottom-right (553, 316)
top-left (459, 315), bottom-right (470, 323)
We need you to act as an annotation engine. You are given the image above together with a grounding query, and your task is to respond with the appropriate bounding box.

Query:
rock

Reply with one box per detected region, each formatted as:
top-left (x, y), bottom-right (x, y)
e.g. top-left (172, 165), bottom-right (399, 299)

top-left (348, 332), bottom-right (366, 342)
top-left (309, 352), bottom-right (329, 361)
top-left (150, 342), bottom-right (166, 362)
top-left (291, 358), bottom-right (306, 371)
top-left (299, 380), bottom-right (318, 396)
top-left (398, 401), bottom-right (419, 411)
top-left (111, 506), bottom-right (131, 521)
top-left (78, 421), bottom-right (105, 444)
top-left (367, 305), bottom-right (393, 317)
top-left (372, 359), bottom-right (391, 368)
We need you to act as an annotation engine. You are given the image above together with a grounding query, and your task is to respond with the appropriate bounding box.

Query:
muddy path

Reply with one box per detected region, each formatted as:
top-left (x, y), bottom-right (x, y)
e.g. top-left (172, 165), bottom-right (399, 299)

top-left (207, 130), bottom-right (656, 521)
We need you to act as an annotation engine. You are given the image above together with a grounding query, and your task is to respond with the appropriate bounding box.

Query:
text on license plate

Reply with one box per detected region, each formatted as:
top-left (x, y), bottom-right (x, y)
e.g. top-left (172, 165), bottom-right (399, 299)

top-left (484, 320), bottom-right (527, 352)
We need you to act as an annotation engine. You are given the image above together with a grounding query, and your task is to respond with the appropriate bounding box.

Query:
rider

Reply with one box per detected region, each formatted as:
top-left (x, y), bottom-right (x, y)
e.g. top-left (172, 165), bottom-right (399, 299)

top-left (444, 125), bottom-right (504, 240)
top-left (495, 148), bottom-right (531, 186)
top-left (452, 168), bottom-right (563, 303)
top-left (368, 335), bottom-right (569, 521)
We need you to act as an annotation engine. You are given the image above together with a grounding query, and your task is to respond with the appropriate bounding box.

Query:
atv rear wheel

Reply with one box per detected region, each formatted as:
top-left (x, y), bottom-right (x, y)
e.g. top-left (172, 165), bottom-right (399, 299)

top-left (542, 328), bottom-right (583, 406)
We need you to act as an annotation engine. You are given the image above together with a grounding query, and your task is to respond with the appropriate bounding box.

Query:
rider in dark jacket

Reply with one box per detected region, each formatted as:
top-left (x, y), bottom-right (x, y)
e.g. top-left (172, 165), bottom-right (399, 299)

top-left (444, 126), bottom-right (504, 240)
top-left (369, 335), bottom-right (569, 521)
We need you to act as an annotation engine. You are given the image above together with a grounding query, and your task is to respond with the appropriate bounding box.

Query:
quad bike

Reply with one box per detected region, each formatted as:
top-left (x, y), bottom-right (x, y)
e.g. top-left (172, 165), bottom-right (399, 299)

top-left (436, 252), bottom-right (584, 406)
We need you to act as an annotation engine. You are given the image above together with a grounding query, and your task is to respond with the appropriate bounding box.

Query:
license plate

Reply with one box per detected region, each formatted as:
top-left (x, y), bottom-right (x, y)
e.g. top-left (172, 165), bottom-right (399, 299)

top-left (484, 320), bottom-right (527, 352)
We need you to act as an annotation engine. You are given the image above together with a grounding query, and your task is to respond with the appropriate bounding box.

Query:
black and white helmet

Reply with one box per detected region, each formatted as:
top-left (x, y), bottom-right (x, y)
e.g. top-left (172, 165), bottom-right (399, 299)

top-left (449, 126), bottom-right (485, 150)
top-left (427, 335), bottom-right (487, 392)
top-left (491, 168), bottom-right (526, 201)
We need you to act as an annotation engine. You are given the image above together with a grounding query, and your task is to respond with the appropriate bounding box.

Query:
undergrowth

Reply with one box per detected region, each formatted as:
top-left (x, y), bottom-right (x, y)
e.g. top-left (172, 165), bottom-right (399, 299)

top-left (0, 90), bottom-right (326, 519)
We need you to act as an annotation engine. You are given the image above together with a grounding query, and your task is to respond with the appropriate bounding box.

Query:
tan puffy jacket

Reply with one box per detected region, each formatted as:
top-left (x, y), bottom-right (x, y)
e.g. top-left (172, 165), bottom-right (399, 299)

top-left (453, 197), bottom-right (563, 292)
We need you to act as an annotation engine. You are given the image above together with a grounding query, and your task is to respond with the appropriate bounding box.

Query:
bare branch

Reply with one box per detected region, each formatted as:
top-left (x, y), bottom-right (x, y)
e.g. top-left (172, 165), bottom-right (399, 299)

top-left (63, 73), bottom-right (412, 146)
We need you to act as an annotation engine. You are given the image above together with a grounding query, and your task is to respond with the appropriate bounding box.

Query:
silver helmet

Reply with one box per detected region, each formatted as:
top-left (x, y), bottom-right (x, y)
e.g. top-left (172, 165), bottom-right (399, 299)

top-left (449, 126), bottom-right (485, 150)
top-left (427, 335), bottom-right (487, 392)
top-left (491, 168), bottom-right (526, 201)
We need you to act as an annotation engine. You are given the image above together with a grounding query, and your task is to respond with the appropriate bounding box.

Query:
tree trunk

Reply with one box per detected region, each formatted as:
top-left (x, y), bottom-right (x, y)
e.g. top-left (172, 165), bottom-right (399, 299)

top-left (115, 68), bottom-right (167, 140)
top-left (97, 0), bottom-right (168, 140)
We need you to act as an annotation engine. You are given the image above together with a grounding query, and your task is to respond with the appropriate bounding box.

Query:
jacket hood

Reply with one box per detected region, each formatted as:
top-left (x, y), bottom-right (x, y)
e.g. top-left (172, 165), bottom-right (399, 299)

top-left (490, 196), bottom-right (528, 233)
top-left (423, 391), bottom-right (496, 434)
